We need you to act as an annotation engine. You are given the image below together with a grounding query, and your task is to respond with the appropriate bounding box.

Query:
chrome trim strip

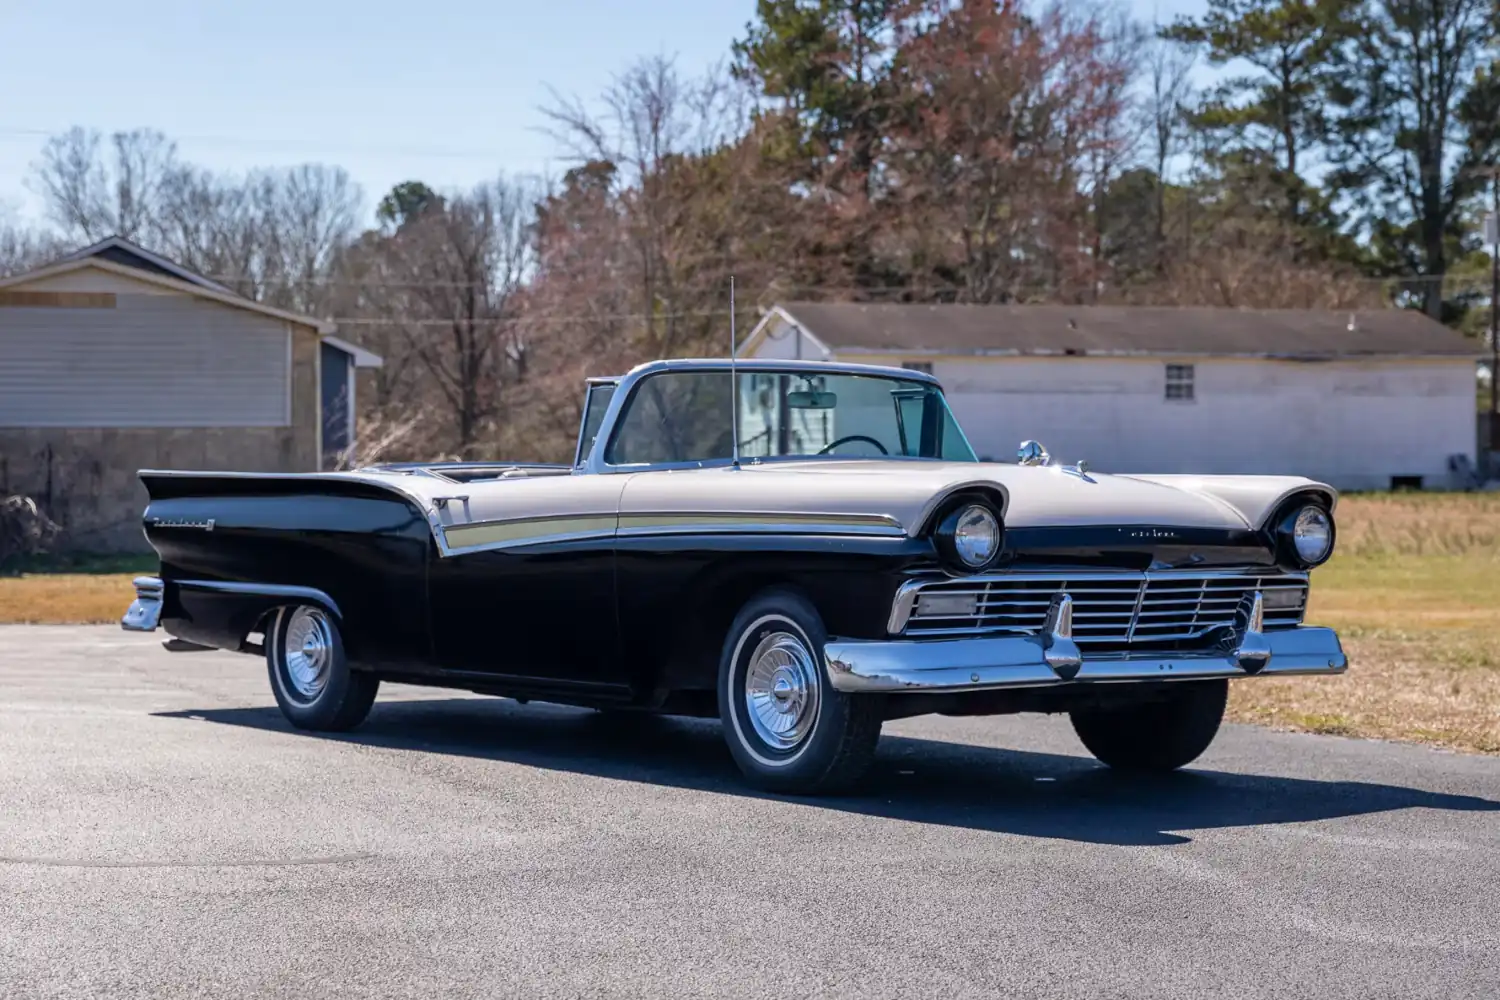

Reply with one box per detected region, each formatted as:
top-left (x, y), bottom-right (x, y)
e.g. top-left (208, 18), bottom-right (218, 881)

top-left (886, 581), bottom-right (924, 634)
top-left (174, 580), bottom-right (342, 619)
top-left (824, 625), bottom-right (1347, 694)
top-left (437, 509), bottom-right (906, 556)
top-left (1123, 578), bottom-right (1149, 642)
top-left (443, 515), bottom-right (618, 551)
top-left (617, 511), bottom-right (903, 535)
top-left (584, 358), bottom-right (946, 476)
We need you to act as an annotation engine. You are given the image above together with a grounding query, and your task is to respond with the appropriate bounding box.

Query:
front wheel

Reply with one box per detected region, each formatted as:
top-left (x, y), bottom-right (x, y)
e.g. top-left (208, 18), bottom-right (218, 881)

top-left (1069, 679), bottom-right (1228, 772)
top-left (718, 588), bottom-right (883, 795)
top-left (267, 604), bottom-right (379, 732)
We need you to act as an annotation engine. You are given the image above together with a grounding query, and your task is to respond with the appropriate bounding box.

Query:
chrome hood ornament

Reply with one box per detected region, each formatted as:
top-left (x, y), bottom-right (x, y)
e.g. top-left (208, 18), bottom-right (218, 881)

top-left (1061, 459), bottom-right (1095, 483)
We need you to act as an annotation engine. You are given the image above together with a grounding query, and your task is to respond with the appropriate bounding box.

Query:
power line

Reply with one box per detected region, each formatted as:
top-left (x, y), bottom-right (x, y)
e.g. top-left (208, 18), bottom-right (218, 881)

top-left (331, 308), bottom-right (739, 326)
top-left (194, 257), bottom-right (1490, 292)
top-left (0, 127), bottom-right (546, 163)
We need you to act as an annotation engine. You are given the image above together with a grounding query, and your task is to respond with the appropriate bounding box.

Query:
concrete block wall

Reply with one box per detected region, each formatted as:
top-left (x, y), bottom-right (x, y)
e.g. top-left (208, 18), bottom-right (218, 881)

top-left (0, 326), bottom-right (320, 553)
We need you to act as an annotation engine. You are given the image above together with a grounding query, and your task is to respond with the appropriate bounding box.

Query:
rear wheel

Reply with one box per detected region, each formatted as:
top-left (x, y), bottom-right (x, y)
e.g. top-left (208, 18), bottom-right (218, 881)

top-left (1069, 679), bottom-right (1228, 772)
top-left (266, 605), bottom-right (379, 732)
top-left (718, 588), bottom-right (883, 795)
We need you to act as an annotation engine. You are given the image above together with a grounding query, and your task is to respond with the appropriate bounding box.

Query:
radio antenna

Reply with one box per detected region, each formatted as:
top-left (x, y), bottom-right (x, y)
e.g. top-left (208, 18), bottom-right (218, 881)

top-left (729, 275), bottom-right (740, 470)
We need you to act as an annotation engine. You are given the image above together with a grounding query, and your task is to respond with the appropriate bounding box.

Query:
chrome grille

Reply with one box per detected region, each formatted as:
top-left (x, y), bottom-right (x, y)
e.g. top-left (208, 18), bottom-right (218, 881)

top-left (896, 571), bottom-right (1308, 646)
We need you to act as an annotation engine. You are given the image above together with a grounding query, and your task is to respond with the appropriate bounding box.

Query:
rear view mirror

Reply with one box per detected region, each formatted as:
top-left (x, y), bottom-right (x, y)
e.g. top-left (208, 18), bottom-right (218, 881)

top-left (786, 390), bottom-right (837, 409)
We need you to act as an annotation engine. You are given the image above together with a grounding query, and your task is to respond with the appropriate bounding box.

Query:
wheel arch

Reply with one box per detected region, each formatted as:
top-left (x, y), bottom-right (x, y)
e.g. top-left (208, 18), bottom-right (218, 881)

top-left (165, 581), bottom-right (345, 656)
top-left (657, 568), bottom-right (814, 695)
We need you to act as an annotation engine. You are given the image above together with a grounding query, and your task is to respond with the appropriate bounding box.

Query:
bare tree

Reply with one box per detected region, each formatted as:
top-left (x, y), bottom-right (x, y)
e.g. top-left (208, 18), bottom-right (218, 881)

top-left (1142, 33), bottom-right (1195, 252)
top-left (1083, 8), bottom-right (1150, 300)
top-left (0, 211), bottom-right (63, 277)
top-left (373, 176), bottom-right (537, 456)
top-left (30, 128), bottom-right (180, 244)
top-left (154, 166), bottom-right (260, 288)
top-left (541, 57), bottom-right (750, 360)
top-left (251, 164), bottom-right (363, 314)
top-left (146, 162), bottom-right (363, 314)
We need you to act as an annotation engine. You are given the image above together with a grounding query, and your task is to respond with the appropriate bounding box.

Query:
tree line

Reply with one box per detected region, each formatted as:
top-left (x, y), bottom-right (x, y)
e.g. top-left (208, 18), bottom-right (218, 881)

top-left (1, 0), bottom-right (1496, 463)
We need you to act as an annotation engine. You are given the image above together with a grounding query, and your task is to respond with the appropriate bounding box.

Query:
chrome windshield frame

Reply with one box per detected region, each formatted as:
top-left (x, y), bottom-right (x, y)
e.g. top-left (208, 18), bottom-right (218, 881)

top-left (580, 358), bottom-right (964, 476)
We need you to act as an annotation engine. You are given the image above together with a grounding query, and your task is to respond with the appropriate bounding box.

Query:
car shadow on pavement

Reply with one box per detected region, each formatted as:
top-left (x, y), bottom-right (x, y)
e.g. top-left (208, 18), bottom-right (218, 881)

top-left (153, 697), bottom-right (1500, 847)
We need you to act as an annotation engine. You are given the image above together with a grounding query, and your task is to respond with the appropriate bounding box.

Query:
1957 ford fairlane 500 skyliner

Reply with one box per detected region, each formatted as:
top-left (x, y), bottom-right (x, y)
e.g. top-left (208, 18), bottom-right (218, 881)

top-left (123, 358), bottom-right (1345, 793)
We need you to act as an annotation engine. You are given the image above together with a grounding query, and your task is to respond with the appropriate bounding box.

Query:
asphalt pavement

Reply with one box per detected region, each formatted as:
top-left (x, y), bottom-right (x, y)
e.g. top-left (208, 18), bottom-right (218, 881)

top-left (2, 625), bottom-right (1497, 999)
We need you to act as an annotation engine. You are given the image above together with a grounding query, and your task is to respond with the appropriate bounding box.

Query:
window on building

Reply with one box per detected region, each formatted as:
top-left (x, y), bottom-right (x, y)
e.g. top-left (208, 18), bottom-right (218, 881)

top-left (901, 361), bottom-right (934, 374)
top-left (1165, 363), bottom-right (1195, 401)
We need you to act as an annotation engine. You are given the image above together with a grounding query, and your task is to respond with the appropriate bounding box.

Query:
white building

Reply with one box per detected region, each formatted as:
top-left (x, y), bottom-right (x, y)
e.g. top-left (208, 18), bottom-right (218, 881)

top-left (740, 303), bottom-right (1480, 490)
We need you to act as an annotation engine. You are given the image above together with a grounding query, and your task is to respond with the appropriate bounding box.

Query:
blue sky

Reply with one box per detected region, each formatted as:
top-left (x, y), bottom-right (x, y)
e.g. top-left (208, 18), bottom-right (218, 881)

top-left (0, 0), bottom-right (1206, 226)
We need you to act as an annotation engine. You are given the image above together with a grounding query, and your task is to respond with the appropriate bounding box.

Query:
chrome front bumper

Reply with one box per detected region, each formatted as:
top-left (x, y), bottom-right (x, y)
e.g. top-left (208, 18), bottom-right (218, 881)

top-left (824, 626), bottom-right (1346, 693)
top-left (824, 592), bottom-right (1346, 694)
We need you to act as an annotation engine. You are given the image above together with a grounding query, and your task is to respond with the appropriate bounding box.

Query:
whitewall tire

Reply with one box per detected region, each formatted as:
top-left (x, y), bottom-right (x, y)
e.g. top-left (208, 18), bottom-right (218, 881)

top-left (718, 588), bottom-right (883, 794)
top-left (267, 604), bottom-right (379, 732)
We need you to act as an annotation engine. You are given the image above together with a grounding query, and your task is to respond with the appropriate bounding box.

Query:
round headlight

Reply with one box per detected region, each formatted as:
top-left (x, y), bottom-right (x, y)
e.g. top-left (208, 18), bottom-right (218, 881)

top-left (1291, 505), bottom-right (1333, 566)
top-left (952, 505), bottom-right (1000, 567)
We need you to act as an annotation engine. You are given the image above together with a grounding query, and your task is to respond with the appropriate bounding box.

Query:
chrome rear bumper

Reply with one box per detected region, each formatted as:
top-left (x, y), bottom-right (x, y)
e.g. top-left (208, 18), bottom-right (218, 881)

top-left (824, 594), bottom-right (1345, 694)
top-left (121, 576), bottom-right (163, 632)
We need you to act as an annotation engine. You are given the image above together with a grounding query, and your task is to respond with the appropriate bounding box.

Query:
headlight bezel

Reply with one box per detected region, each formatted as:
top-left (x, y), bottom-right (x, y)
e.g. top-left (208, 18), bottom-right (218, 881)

top-left (933, 497), bottom-right (1005, 573)
top-left (1274, 498), bottom-right (1336, 568)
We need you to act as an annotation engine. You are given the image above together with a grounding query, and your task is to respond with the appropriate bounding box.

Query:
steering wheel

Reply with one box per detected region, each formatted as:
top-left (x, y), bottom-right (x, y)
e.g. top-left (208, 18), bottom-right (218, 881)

top-left (817, 434), bottom-right (890, 456)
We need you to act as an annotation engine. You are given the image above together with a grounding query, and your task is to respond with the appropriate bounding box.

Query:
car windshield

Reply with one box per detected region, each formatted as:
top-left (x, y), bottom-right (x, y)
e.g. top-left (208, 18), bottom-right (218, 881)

top-left (604, 369), bottom-right (978, 466)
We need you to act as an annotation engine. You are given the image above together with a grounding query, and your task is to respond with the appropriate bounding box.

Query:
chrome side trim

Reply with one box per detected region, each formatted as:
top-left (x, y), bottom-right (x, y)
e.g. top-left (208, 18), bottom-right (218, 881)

top-left (824, 625), bottom-right (1347, 694)
top-left (617, 511), bottom-right (903, 536)
top-left (121, 576), bottom-right (164, 632)
top-left (174, 580), bottom-right (342, 619)
top-left (437, 509), bottom-right (906, 556)
top-left (442, 514), bottom-right (617, 552)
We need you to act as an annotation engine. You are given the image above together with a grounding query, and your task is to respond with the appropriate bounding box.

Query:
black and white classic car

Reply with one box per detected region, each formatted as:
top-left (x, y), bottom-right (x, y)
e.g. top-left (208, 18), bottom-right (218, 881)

top-left (123, 358), bottom-right (1345, 793)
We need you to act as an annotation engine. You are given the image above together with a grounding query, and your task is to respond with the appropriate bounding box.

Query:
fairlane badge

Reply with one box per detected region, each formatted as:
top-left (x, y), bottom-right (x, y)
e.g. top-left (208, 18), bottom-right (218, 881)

top-left (152, 517), bottom-right (215, 531)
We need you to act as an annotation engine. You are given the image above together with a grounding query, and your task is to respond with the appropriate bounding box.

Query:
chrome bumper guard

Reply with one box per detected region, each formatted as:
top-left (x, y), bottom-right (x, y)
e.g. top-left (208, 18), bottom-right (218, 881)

top-left (825, 591), bottom-right (1346, 694)
top-left (121, 576), bottom-right (164, 632)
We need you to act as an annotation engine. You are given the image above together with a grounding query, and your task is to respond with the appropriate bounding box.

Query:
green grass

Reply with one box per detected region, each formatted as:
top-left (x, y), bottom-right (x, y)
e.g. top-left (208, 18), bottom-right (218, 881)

top-left (0, 551), bottom-right (157, 577)
top-left (1228, 493), bottom-right (1500, 754)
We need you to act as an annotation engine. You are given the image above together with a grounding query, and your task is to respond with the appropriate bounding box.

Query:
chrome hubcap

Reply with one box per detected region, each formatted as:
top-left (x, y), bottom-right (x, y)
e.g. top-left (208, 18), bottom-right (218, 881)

top-left (282, 607), bottom-right (333, 701)
top-left (744, 630), bottom-right (820, 751)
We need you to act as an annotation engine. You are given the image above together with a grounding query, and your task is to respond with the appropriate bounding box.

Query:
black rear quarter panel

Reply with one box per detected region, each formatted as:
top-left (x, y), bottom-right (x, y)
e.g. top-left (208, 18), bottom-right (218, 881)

top-left (145, 489), bottom-right (432, 668)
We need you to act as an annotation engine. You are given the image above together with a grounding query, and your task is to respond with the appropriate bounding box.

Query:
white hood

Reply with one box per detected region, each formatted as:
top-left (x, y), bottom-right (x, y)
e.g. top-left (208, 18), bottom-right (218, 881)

top-left (615, 460), bottom-right (1335, 535)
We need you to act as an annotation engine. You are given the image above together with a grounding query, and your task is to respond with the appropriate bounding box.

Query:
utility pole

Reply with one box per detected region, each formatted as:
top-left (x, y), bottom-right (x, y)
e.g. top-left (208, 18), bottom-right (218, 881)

top-left (1490, 172), bottom-right (1498, 429)
top-left (1471, 163), bottom-right (1500, 467)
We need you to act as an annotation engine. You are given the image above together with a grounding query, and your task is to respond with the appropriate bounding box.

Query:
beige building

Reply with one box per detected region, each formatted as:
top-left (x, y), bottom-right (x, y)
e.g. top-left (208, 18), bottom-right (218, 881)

top-left (0, 237), bottom-right (380, 552)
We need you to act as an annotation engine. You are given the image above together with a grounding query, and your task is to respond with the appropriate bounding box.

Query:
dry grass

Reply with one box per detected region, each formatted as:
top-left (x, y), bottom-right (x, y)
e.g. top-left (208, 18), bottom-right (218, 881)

top-left (1227, 492), bottom-right (1500, 755)
top-left (0, 572), bottom-right (139, 624)
top-left (3, 493), bottom-right (1499, 753)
